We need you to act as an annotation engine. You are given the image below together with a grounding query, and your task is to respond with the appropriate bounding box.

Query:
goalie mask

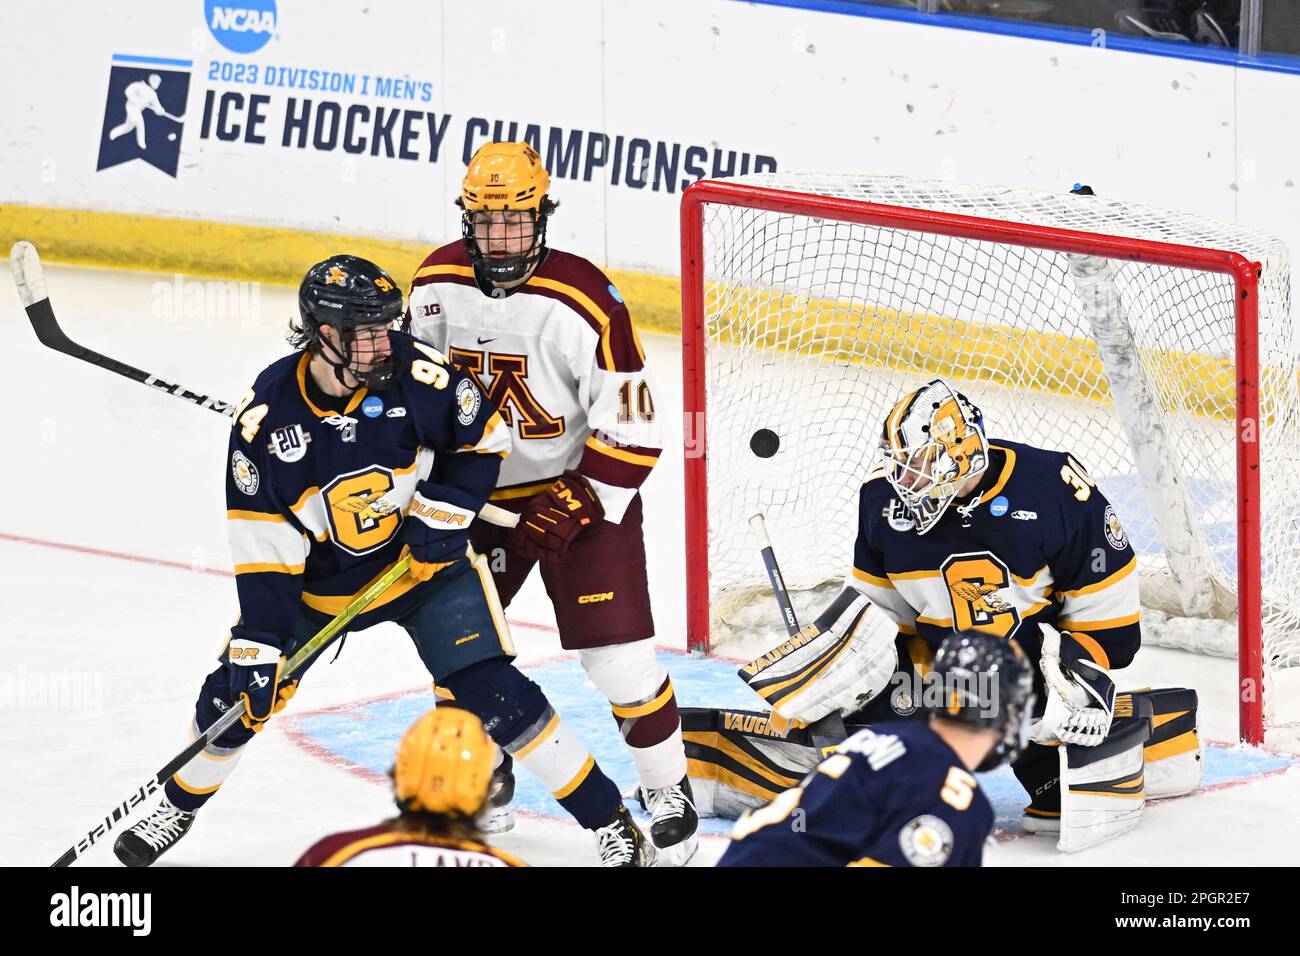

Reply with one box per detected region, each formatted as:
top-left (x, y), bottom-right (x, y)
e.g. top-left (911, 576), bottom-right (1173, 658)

top-left (297, 255), bottom-right (403, 391)
top-left (880, 379), bottom-right (988, 535)
top-left (928, 632), bottom-right (1035, 773)
top-left (459, 141), bottom-right (557, 286)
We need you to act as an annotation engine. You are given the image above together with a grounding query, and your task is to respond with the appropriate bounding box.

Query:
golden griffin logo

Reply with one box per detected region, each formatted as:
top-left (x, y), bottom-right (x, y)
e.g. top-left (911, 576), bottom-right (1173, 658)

top-left (950, 581), bottom-right (1014, 616)
top-left (325, 266), bottom-right (349, 286)
top-left (331, 490), bottom-right (398, 524)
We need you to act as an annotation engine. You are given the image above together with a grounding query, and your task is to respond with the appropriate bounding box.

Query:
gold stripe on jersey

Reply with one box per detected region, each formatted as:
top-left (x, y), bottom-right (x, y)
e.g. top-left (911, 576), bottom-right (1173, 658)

top-left (584, 435), bottom-right (660, 468)
top-left (1058, 611), bottom-right (1140, 632)
top-left (300, 557), bottom-right (422, 616)
top-left (526, 275), bottom-right (619, 370)
top-left (227, 509), bottom-right (288, 523)
top-left (489, 479), bottom-right (557, 501)
top-left (611, 679), bottom-right (676, 719)
top-left (917, 614), bottom-right (955, 628)
top-left (1012, 565), bottom-right (1049, 588)
top-left (553, 754), bottom-right (596, 799)
top-left (412, 264), bottom-right (476, 282)
top-left (460, 412), bottom-right (510, 456)
top-left (847, 857), bottom-right (891, 867)
top-left (853, 567), bottom-right (893, 589)
top-left (1058, 557), bottom-right (1136, 597)
top-left (983, 444), bottom-right (1018, 499)
top-left (295, 353), bottom-right (370, 419)
top-left (889, 568), bottom-right (942, 582)
top-left (234, 561), bottom-right (306, 575)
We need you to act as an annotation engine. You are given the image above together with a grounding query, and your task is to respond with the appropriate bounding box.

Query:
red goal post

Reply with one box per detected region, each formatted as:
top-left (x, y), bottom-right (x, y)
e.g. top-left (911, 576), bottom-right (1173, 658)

top-left (680, 176), bottom-right (1272, 744)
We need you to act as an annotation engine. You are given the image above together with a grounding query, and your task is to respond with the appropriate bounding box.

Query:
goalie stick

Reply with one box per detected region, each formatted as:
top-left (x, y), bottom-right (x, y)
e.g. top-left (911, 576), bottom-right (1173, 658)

top-left (748, 512), bottom-right (845, 748)
top-left (10, 241), bottom-right (519, 529)
top-left (50, 554), bottom-right (412, 867)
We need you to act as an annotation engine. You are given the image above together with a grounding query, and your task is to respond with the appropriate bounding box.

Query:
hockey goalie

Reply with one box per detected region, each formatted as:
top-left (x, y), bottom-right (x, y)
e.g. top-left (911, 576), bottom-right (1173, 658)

top-left (687, 379), bottom-right (1205, 852)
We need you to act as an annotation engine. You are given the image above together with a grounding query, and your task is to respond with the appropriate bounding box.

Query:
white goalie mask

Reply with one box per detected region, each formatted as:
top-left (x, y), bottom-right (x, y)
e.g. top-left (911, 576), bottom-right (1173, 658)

top-left (880, 379), bottom-right (989, 535)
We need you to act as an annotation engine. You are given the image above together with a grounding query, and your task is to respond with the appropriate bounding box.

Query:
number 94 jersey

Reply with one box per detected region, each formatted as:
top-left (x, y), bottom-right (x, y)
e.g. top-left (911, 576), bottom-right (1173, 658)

top-left (225, 331), bottom-right (510, 638)
top-left (717, 722), bottom-right (992, 867)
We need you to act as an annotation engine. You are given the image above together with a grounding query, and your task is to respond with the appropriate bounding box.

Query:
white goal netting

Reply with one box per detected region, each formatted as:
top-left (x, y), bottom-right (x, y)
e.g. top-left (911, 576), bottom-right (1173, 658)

top-left (691, 173), bottom-right (1300, 739)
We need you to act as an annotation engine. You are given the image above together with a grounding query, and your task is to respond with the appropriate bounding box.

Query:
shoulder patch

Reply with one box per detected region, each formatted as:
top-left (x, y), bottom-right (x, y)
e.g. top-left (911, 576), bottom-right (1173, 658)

top-left (231, 450), bottom-right (260, 495)
top-left (899, 815), bottom-right (954, 867)
top-left (1104, 504), bottom-right (1129, 550)
top-left (456, 378), bottom-right (482, 425)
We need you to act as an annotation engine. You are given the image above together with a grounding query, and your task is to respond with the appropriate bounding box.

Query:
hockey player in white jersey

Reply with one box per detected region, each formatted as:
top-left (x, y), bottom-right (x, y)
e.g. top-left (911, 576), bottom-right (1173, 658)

top-left (406, 142), bottom-right (696, 865)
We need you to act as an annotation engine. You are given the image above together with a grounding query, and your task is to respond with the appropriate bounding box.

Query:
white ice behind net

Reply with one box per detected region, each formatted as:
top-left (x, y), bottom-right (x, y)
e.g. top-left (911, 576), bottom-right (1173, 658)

top-left (699, 173), bottom-right (1299, 730)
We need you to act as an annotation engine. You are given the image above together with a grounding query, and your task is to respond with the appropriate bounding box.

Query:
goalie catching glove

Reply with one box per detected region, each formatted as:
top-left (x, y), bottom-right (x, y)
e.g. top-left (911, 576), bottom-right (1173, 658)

top-left (402, 481), bottom-right (478, 581)
top-left (1032, 628), bottom-right (1116, 747)
top-left (225, 628), bottom-right (297, 732)
top-left (509, 471), bottom-right (604, 561)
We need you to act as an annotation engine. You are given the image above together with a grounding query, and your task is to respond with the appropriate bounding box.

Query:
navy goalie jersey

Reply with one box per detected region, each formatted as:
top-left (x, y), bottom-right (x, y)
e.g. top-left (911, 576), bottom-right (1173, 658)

top-left (851, 439), bottom-right (1141, 675)
top-left (225, 331), bottom-right (510, 637)
top-left (717, 721), bottom-right (992, 867)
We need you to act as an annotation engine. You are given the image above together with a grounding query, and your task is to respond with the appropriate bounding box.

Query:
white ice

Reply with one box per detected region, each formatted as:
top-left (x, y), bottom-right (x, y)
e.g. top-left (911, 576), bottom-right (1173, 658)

top-left (1, 264), bottom-right (1297, 867)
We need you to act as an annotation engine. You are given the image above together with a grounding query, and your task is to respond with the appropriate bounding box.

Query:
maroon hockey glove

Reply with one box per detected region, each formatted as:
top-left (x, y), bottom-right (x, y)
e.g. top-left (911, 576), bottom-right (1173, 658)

top-left (509, 471), bottom-right (605, 562)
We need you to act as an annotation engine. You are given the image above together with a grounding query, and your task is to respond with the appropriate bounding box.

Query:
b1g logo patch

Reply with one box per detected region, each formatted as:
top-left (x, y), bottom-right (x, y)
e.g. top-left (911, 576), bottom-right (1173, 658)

top-left (231, 450), bottom-right (260, 495)
top-left (899, 814), bottom-right (954, 867)
top-left (1104, 505), bottom-right (1128, 550)
top-left (267, 424), bottom-right (310, 463)
top-left (456, 378), bottom-right (482, 426)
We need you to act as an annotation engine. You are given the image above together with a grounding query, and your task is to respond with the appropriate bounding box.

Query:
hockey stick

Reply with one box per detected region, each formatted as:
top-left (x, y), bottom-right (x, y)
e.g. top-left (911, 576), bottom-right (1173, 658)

top-left (50, 553), bottom-right (413, 867)
top-left (10, 242), bottom-right (519, 530)
top-left (748, 512), bottom-right (845, 749)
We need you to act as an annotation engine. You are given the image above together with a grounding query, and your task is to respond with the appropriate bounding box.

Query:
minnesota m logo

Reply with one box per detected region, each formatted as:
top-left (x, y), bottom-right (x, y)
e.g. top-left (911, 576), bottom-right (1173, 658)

top-left (450, 348), bottom-right (564, 439)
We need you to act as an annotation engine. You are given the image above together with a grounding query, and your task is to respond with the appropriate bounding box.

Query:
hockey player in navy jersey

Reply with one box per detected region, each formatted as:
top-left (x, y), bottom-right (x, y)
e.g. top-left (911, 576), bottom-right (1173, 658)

top-left (113, 255), bottom-right (650, 867)
top-left (717, 631), bottom-right (1034, 866)
top-left (689, 378), bottom-right (1168, 842)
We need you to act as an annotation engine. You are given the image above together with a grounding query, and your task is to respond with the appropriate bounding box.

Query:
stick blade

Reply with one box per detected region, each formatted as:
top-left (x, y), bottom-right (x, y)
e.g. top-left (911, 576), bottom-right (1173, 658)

top-left (11, 240), bottom-right (48, 308)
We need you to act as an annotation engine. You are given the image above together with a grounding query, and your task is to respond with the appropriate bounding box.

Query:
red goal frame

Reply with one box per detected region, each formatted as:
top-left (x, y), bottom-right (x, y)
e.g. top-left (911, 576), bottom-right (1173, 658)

top-left (680, 178), bottom-right (1265, 744)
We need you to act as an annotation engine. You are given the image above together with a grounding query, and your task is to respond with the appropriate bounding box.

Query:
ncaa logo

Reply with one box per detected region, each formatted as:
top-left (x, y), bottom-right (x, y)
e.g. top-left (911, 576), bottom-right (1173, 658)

top-left (205, 0), bottom-right (278, 54)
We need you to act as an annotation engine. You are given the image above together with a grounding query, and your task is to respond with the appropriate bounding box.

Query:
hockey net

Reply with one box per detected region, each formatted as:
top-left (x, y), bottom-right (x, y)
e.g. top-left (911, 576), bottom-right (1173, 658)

top-left (681, 174), bottom-right (1300, 745)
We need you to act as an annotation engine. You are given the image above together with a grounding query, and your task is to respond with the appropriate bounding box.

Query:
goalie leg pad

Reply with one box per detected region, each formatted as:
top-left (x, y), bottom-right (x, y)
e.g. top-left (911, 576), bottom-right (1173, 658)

top-left (738, 589), bottom-right (896, 727)
top-left (681, 708), bottom-right (830, 819)
top-left (1056, 714), bottom-right (1150, 852)
top-left (1121, 688), bottom-right (1203, 799)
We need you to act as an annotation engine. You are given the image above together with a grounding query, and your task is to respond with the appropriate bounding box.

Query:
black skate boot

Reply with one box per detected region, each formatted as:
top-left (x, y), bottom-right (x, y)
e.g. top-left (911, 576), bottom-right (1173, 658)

top-left (643, 775), bottom-right (699, 866)
top-left (113, 797), bottom-right (196, 867)
top-left (594, 805), bottom-right (655, 867)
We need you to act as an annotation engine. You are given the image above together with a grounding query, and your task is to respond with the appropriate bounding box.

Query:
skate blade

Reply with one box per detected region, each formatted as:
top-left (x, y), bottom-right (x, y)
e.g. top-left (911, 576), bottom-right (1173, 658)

top-left (654, 833), bottom-right (699, 867)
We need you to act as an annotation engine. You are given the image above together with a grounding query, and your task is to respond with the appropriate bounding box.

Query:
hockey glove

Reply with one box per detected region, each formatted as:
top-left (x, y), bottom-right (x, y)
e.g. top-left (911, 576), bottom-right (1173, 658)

top-left (402, 481), bottom-right (477, 581)
top-left (509, 471), bottom-right (605, 562)
top-left (225, 628), bottom-right (296, 732)
top-left (1032, 629), bottom-right (1116, 747)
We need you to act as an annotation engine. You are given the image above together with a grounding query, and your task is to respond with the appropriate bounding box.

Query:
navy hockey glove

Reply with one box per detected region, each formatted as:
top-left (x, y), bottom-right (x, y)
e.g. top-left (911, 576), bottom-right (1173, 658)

top-left (224, 627), bottom-right (296, 732)
top-left (509, 471), bottom-right (605, 562)
top-left (402, 481), bottom-right (477, 581)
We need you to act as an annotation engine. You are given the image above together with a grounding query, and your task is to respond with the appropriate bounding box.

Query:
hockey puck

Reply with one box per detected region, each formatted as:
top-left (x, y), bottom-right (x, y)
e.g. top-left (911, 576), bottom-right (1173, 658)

top-left (750, 428), bottom-right (780, 458)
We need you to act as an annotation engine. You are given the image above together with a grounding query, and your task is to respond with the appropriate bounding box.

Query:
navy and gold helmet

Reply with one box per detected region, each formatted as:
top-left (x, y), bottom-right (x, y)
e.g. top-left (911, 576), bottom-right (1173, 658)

top-left (927, 632), bottom-right (1034, 772)
top-left (297, 254), bottom-right (403, 390)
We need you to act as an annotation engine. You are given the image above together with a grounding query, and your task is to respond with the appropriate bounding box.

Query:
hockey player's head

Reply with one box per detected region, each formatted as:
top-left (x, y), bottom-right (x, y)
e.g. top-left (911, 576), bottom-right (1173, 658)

top-left (392, 706), bottom-right (496, 819)
top-left (295, 254), bottom-right (403, 391)
top-left (880, 378), bottom-right (988, 535)
top-left (458, 141), bottom-right (557, 287)
top-left (927, 632), bottom-right (1035, 773)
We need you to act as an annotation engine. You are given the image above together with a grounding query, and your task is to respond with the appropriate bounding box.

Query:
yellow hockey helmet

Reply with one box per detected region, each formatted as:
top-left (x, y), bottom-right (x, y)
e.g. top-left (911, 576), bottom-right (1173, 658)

top-left (460, 141), bottom-right (551, 212)
top-left (393, 707), bottom-right (495, 817)
top-left (458, 141), bottom-right (557, 284)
